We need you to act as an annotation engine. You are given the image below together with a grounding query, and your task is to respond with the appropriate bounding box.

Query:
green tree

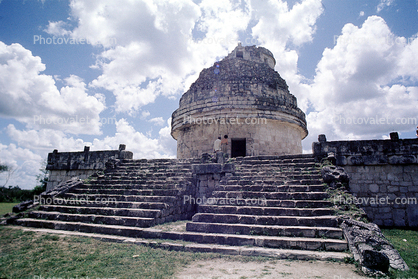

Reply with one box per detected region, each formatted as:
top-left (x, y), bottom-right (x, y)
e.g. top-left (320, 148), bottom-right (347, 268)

top-left (0, 159), bottom-right (48, 202)
top-left (0, 162), bottom-right (15, 188)
top-left (33, 160), bottom-right (48, 195)
top-left (0, 164), bottom-right (8, 172)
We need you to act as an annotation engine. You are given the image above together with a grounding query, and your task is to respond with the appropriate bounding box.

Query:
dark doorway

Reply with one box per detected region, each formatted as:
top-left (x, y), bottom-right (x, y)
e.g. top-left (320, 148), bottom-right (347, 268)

top-left (231, 139), bottom-right (246, 158)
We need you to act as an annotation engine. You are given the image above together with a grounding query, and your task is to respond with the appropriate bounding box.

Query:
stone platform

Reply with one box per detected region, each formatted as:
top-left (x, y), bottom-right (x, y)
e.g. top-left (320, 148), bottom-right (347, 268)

top-left (15, 154), bottom-right (350, 260)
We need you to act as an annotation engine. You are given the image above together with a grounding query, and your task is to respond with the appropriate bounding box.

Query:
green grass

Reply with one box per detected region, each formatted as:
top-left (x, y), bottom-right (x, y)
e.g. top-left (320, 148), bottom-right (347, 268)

top-left (0, 203), bottom-right (18, 215)
top-left (382, 229), bottom-right (418, 279)
top-left (0, 227), bottom-right (268, 279)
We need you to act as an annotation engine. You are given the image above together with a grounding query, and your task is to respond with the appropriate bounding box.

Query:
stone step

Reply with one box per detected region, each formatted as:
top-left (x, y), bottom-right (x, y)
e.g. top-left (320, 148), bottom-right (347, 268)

top-left (38, 205), bottom-right (162, 218)
top-left (217, 185), bottom-right (325, 192)
top-left (185, 222), bottom-right (343, 239)
top-left (28, 211), bottom-right (156, 227)
top-left (117, 166), bottom-right (194, 171)
top-left (14, 226), bottom-right (352, 262)
top-left (81, 184), bottom-right (181, 190)
top-left (231, 177), bottom-right (322, 184)
top-left (231, 174), bottom-right (322, 180)
top-left (111, 169), bottom-right (193, 175)
top-left (236, 162), bottom-right (316, 169)
top-left (116, 162), bottom-right (192, 167)
top-left (192, 213), bottom-right (339, 227)
top-left (222, 179), bottom-right (322, 186)
top-left (234, 154), bottom-right (314, 160)
top-left (15, 219), bottom-right (347, 252)
top-left (37, 201), bottom-right (170, 209)
top-left (94, 176), bottom-right (193, 182)
top-left (223, 179), bottom-right (323, 186)
top-left (234, 169), bottom-right (316, 174)
top-left (88, 180), bottom-right (189, 186)
top-left (60, 193), bottom-right (178, 203)
top-left (235, 168), bottom-right (317, 175)
top-left (234, 168), bottom-right (320, 174)
top-left (210, 191), bottom-right (329, 200)
top-left (287, 179), bottom-right (324, 185)
top-left (39, 198), bottom-right (331, 209)
top-left (235, 199), bottom-right (333, 208)
top-left (197, 205), bottom-right (335, 217)
top-left (104, 170), bottom-right (193, 176)
top-left (235, 158), bottom-right (315, 165)
top-left (70, 188), bottom-right (180, 196)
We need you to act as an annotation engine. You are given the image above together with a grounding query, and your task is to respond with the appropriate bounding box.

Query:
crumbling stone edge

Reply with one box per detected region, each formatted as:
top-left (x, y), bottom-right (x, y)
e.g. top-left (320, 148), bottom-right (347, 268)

top-left (320, 159), bottom-right (409, 275)
top-left (339, 216), bottom-right (409, 276)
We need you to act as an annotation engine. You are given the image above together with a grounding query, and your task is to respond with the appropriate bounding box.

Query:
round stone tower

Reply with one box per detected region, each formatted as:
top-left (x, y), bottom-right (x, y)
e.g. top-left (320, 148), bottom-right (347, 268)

top-left (171, 44), bottom-right (308, 159)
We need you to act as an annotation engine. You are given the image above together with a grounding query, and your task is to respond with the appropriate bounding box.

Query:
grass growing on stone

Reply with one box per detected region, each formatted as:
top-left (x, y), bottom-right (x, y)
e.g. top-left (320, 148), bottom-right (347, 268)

top-left (0, 203), bottom-right (18, 216)
top-left (382, 228), bottom-right (418, 279)
top-left (324, 185), bottom-right (369, 222)
top-left (0, 227), bottom-right (269, 279)
top-left (152, 220), bottom-right (188, 232)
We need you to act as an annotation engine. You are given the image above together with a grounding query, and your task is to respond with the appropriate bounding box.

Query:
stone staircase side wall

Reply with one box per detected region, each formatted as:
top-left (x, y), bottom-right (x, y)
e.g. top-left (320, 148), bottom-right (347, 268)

top-left (171, 178), bottom-right (199, 222)
top-left (313, 135), bottom-right (418, 227)
top-left (190, 163), bottom-right (235, 208)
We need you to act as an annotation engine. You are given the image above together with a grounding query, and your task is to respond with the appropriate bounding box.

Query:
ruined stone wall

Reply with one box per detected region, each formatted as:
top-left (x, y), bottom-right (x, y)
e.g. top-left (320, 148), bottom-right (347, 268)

top-left (46, 145), bottom-right (133, 190)
top-left (313, 136), bottom-right (418, 227)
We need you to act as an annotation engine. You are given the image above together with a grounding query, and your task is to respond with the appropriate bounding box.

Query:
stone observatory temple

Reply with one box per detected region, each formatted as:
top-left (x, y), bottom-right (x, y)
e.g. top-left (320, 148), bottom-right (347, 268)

top-left (171, 44), bottom-right (308, 159)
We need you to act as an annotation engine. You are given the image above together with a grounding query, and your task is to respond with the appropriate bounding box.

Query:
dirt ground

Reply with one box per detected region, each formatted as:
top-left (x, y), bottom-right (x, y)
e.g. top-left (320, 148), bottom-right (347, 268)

top-left (175, 258), bottom-right (368, 279)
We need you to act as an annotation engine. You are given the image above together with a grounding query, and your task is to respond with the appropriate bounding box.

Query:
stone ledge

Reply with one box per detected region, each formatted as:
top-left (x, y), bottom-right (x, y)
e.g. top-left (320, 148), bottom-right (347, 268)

top-left (47, 144), bottom-right (133, 171)
top-left (313, 137), bottom-right (418, 165)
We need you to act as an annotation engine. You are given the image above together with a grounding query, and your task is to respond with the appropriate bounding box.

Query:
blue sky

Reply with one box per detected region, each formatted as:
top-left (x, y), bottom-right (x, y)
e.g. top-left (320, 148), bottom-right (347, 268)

top-left (0, 0), bottom-right (417, 189)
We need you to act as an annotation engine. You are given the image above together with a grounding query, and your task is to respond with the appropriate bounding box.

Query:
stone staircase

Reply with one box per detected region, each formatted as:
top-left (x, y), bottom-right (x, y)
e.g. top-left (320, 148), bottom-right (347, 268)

top-left (185, 154), bottom-right (347, 252)
top-left (16, 159), bottom-right (198, 229)
top-left (15, 154), bottom-right (349, 258)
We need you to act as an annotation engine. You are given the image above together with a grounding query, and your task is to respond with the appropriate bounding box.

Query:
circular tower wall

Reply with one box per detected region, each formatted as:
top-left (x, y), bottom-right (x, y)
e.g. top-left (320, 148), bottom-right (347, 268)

top-left (171, 44), bottom-right (308, 158)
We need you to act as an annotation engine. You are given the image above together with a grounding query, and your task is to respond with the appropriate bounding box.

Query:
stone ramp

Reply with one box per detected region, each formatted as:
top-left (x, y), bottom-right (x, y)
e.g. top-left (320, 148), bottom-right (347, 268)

top-left (15, 154), bottom-right (349, 259)
top-left (185, 154), bottom-right (348, 252)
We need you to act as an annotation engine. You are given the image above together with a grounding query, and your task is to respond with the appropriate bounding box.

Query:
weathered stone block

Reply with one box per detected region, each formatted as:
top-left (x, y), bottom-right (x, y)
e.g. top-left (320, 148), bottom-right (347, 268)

top-left (387, 186), bottom-right (399, 193)
top-left (406, 205), bottom-right (418, 227)
top-left (389, 155), bottom-right (416, 165)
top-left (193, 163), bottom-right (222, 174)
top-left (400, 187), bottom-right (408, 193)
top-left (362, 250), bottom-right (390, 272)
top-left (383, 219), bottom-right (393, 226)
top-left (369, 184), bottom-right (379, 193)
top-left (378, 207), bottom-right (391, 213)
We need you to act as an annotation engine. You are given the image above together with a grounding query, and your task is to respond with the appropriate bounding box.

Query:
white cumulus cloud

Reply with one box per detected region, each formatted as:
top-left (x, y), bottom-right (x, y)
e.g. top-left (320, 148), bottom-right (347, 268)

top-left (302, 16), bottom-right (418, 149)
top-left (0, 42), bottom-right (106, 135)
